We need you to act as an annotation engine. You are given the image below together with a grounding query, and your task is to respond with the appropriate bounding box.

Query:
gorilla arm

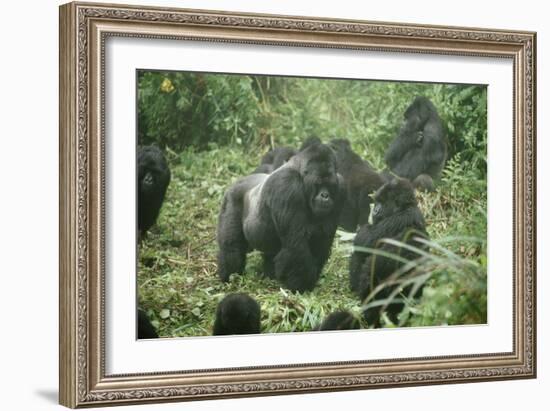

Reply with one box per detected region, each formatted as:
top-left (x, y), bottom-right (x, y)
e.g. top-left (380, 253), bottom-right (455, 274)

top-left (262, 168), bottom-right (320, 292)
top-left (420, 120), bottom-right (447, 178)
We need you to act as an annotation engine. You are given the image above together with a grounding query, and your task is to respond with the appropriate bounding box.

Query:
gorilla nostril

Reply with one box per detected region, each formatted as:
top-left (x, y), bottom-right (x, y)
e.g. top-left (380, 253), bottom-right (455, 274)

top-left (320, 191), bottom-right (329, 200)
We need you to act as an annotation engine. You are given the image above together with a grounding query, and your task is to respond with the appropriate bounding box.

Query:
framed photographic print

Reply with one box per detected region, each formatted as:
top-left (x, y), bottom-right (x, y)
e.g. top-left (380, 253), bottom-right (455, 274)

top-left (59, 1), bottom-right (537, 408)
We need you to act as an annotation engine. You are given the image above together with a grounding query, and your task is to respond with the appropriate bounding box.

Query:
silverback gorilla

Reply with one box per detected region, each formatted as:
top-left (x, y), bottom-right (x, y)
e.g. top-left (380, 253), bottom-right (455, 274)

top-left (137, 145), bottom-right (171, 234)
top-left (329, 138), bottom-right (385, 232)
top-left (253, 146), bottom-right (297, 174)
top-left (216, 141), bottom-right (343, 292)
top-left (384, 96), bottom-right (447, 191)
top-left (349, 178), bottom-right (429, 326)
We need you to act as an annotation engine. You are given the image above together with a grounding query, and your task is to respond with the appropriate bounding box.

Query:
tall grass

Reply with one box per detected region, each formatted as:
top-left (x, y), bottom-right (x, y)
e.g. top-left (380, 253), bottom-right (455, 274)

top-left (349, 236), bottom-right (487, 328)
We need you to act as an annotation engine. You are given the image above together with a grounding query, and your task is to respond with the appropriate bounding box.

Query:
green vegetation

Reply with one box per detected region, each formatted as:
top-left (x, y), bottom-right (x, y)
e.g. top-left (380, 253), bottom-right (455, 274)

top-left (137, 71), bottom-right (487, 337)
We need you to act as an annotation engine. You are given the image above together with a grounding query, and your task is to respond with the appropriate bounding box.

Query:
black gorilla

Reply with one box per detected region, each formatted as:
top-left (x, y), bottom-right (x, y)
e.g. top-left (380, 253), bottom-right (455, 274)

top-left (138, 145), bottom-right (171, 234)
top-left (213, 293), bottom-right (261, 335)
top-left (299, 136), bottom-right (322, 152)
top-left (253, 146), bottom-right (297, 174)
top-left (137, 309), bottom-right (158, 339)
top-left (329, 138), bottom-right (385, 231)
top-left (315, 311), bottom-right (360, 331)
top-left (217, 141), bottom-right (343, 292)
top-left (384, 96), bottom-right (446, 191)
top-left (349, 178), bottom-right (429, 326)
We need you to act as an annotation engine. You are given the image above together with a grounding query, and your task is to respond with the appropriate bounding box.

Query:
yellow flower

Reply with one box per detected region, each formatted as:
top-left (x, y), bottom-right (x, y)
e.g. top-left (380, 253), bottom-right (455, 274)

top-left (160, 78), bottom-right (175, 93)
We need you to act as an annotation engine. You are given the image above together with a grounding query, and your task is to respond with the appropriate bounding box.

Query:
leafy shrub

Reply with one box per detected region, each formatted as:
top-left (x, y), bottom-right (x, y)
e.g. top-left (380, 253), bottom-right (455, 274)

top-left (138, 71), bottom-right (261, 150)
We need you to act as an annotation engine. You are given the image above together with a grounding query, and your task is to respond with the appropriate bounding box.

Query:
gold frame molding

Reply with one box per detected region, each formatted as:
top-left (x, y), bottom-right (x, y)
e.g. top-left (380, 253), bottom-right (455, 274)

top-left (59, 1), bottom-right (537, 408)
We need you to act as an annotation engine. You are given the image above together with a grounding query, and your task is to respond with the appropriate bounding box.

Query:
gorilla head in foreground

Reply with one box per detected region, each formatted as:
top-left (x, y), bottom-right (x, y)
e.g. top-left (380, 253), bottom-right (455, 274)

top-left (349, 177), bottom-right (429, 326)
top-left (137, 145), bottom-right (171, 235)
top-left (384, 96), bottom-right (447, 191)
top-left (213, 293), bottom-right (261, 336)
top-left (217, 140), bottom-right (344, 292)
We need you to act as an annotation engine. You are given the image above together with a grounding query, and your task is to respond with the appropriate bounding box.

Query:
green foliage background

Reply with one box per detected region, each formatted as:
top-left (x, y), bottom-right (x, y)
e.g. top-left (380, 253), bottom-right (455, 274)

top-left (137, 70), bottom-right (487, 337)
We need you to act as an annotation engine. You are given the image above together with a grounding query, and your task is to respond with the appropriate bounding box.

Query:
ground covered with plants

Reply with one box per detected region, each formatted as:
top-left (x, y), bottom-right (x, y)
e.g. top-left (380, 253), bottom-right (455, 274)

top-left (137, 72), bottom-right (488, 337)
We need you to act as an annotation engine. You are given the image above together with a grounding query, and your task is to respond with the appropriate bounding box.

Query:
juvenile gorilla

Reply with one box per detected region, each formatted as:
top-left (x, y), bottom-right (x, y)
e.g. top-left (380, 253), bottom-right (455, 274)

top-left (217, 142), bottom-right (343, 292)
top-left (329, 138), bottom-right (385, 231)
top-left (384, 96), bottom-right (447, 191)
top-left (138, 145), bottom-right (171, 234)
top-left (213, 293), bottom-right (261, 335)
top-left (349, 178), bottom-right (429, 326)
top-left (253, 146), bottom-right (297, 174)
top-left (315, 311), bottom-right (360, 331)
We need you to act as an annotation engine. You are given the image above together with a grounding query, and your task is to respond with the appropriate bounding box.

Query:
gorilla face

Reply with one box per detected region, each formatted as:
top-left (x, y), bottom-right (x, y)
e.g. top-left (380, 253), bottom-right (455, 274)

top-left (140, 170), bottom-right (156, 193)
top-left (300, 145), bottom-right (340, 218)
top-left (137, 145), bottom-right (171, 234)
top-left (138, 148), bottom-right (170, 196)
top-left (403, 96), bottom-right (432, 130)
top-left (310, 182), bottom-right (336, 217)
top-left (371, 178), bottom-right (416, 224)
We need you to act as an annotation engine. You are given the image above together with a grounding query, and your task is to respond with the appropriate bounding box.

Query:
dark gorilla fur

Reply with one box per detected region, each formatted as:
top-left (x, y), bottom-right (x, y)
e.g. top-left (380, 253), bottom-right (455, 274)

top-left (253, 146), bottom-right (297, 174)
top-left (329, 138), bottom-right (385, 231)
top-left (138, 145), bottom-right (171, 234)
top-left (216, 141), bottom-right (343, 292)
top-left (213, 293), bottom-right (261, 335)
top-left (384, 96), bottom-right (447, 191)
top-left (315, 311), bottom-right (360, 331)
top-left (349, 178), bottom-right (429, 326)
top-left (299, 136), bottom-right (322, 151)
top-left (137, 309), bottom-right (158, 339)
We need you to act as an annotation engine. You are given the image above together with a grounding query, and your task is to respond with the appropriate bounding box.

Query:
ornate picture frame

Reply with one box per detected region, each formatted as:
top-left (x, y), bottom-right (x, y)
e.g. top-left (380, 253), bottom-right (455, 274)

top-left (59, 1), bottom-right (536, 408)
